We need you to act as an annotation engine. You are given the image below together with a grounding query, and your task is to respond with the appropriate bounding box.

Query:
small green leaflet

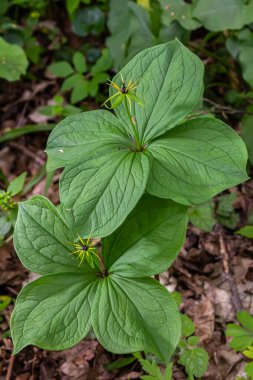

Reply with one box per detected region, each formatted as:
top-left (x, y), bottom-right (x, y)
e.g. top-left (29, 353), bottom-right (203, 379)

top-left (46, 40), bottom-right (248, 236)
top-left (189, 201), bottom-right (215, 232)
top-left (140, 359), bottom-right (173, 380)
top-left (7, 172), bottom-right (27, 196)
top-left (236, 226), bottom-right (253, 239)
top-left (181, 314), bottom-right (195, 338)
top-left (226, 311), bottom-right (253, 351)
top-left (11, 195), bottom-right (182, 360)
top-left (140, 359), bottom-right (163, 380)
top-left (179, 347), bottom-right (209, 378)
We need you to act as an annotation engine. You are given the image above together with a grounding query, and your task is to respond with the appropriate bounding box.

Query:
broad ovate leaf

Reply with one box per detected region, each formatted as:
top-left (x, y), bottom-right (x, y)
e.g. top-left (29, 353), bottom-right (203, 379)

top-left (110, 39), bottom-right (204, 142)
top-left (192, 0), bottom-right (244, 31)
top-left (0, 37), bottom-right (28, 82)
top-left (46, 110), bottom-right (128, 171)
top-left (13, 196), bottom-right (86, 274)
top-left (103, 194), bottom-right (188, 277)
top-left (160, 0), bottom-right (201, 31)
top-left (92, 276), bottom-right (181, 363)
top-left (11, 272), bottom-right (98, 354)
top-left (146, 117), bottom-right (248, 205)
top-left (60, 151), bottom-right (149, 237)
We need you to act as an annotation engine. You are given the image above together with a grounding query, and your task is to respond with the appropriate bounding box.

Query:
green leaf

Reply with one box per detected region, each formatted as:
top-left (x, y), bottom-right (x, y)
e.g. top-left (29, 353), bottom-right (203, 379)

top-left (46, 110), bottom-right (128, 171)
top-left (245, 362), bottom-right (253, 379)
top-left (127, 2), bottom-right (155, 61)
top-left (240, 46), bottom-right (253, 87)
top-left (179, 347), bottom-right (209, 378)
top-left (243, 348), bottom-right (253, 359)
top-left (216, 193), bottom-right (239, 229)
top-left (0, 213), bottom-right (12, 238)
top-left (236, 226), bottom-right (253, 238)
top-left (164, 363), bottom-right (173, 380)
top-left (61, 73), bottom-right (81, 91)
top-left (106, 357), bottom-right (136, 370)
top-left (106, 0), bottom-right (131, 69)
top-left (73, 52), bottom-right (87, 73)
top-left (171, 291), bottom-right (183, 307)
top-left (89, 73), bottom-right (108, 97)
top-left (146, 117), bottom-right (248, 205)
top-left (66, 0), bottom-right (81, 15)
top-left (192, 0), bottom-right (244, 31)
top-left (60, 151), bottom-right (149, 237)
top-left (48, 61), bottom-right (74, 78)
top-left (91, 48), bottom-right (112, 75)
top-left (160, 0), bottom-right (201, 30)
top-left (230, 335), bottom-right (253, 351)
top-left (63, 105), bottom-right (82, 117)
top-left (189, 201), bottom-right (215, 232)
top-left (70, 77), bottom-right (89, 103)
top-left (92, 276), bottom-right (181, 363)
top-left (7, 172), bottom-right (27, 196)
top-left (187, 336), bottom-right (200, 346)
top-left (0, 124), bottom-right (55, 144)
top-left (11, 272), bottom-right (98, 354)
top-left (13, 196), bottom-right (87, 274)
top-left (226, 323), bottom-right (253, 351)
top-left (237, 311), bottom-right (253, 333)
top-left (103, 194), bottom-right (188, 277)
top-left (0, 37), bottom-right (28, 81)
top-left (107, 0), bottom-right (156, 70)
top-left (111, 39), bottom-right (204, 142)
top-left (139, 359), bottom-right (163, 380)
top-left (181, 314), bottom-right (195, 338)
top-left (226, 323), bottom-right (253, 338)
top-left (0, 295), bottom-right (12, 312)
top-left (241, 114), bottom-right (253, 165)
top-left (72, 7), bottom-right (105, 37)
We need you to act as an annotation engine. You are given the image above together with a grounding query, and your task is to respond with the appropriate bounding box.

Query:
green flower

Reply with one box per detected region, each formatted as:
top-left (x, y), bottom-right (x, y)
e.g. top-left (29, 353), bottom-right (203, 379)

top-left (102, 75), bottom-right (143, 109)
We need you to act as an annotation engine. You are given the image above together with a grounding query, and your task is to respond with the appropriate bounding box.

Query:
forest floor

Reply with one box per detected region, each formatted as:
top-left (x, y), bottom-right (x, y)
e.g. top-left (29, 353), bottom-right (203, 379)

top-left (0, 73), bottom-right (253, 380)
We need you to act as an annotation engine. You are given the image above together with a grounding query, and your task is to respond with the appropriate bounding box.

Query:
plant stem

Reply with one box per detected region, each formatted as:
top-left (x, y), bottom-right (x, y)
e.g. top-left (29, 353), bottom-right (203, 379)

top-left (96, 251), bottom-right (107, 277)
top-left (124, 97), bottom-right (142, 151)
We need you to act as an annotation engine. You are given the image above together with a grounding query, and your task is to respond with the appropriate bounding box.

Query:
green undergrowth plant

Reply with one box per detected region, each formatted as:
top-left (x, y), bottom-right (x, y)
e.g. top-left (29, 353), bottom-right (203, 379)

top-left (11, 40), bottom-right (249, 364)
top-left (226, 311), bottom-right (253, 380)
top-left (48, 48), bottom-right (111, 104)
top-left (0, 172), bottom-right (26, 246)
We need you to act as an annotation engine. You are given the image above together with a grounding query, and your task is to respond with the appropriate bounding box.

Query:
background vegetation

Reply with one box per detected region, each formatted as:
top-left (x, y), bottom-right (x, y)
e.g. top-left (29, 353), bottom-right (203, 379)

top-left (0, 0), bottom-right (253, 379)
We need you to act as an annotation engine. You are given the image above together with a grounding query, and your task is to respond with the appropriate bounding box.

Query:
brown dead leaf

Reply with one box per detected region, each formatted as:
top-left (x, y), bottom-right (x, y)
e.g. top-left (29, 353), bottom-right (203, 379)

top-left (186, 286), bottom-right (215, 340)
top-left (117, 371), bottom-right (141, 380)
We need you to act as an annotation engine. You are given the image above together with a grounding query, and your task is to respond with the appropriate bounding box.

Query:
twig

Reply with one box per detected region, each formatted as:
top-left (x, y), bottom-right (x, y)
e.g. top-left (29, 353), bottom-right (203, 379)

top-left (17, 101), bottom-right (29, 128)
top-left (5, 355), bottom-right (15, 380)
top-left (203, 97), bottom-right (253, 115)
top-left (8, 141), bottom-right (45, 166)
top-left (216, 225), bottom-right (243, 313)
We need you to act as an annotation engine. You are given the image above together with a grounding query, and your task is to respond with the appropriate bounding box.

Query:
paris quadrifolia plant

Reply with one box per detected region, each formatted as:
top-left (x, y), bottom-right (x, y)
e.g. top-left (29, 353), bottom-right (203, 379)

top-left (11, 40), bottom-right (249, 364)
